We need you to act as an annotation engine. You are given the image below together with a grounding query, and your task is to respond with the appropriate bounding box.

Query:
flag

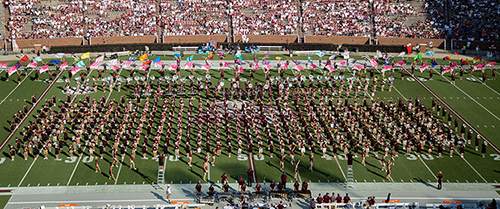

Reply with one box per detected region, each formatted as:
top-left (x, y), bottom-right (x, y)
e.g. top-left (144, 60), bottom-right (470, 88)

top-left (186, 55), bottom-right (194, 62)
top-left (413, 54), bottom-right (423, 60)
top-left (76, 60), bottom-right (85, 67)
top-left (406, 43), bottom-right (412, 54)
top-left (20, 55), bottom-right (29, 63)
top-left (81, 52), bottom-right (90, 60)
top-left (382, 65), bottom-right (392, 72)
top-left (238, 67), bottom-right (244, 73)
top-left (54, 53), bottom-right (65, 59)
top-left (184, 62), bottom-right (193, 69)
top-left (154, 61), bottom-right (164, 67)
top-left (342, 51), bottom-right (350, 59)
top-left (202, 65), bottom-right (211, 71)
top-left (376, 50), bottom-right (383, 58)
top-left (39, 65), bottom-right (49, 73)
top-left (329, 55), bottom-right (339, 60)
top-left (108, 59), bottom-right (118, 66)
top-left (336, 61), bottom-right (346, 66)
top-left (461, 59), bottom-right (469, 65)
top-left (8, 66), bottom-right (17, 76)
top-left (395, 61), bottom-right (406, 67)
top-left (275, 56), bottom-right (284, 61)
top-left (254, 63), bottom-right (259, 70)
top-left (95, 55), bottom-right (104, 63)
top-left (139, 53), bottom-right (148, 61)
top-left (486, 62), bottom-right (496, 67)
top-left (152, 57), bottom-right (161, 63)
top-left (208, 52), bottom-right (213, 60)
top-left (27, 62), bottom-right (38, 68)
top-left (442, 66), bottom-right (453, 74)
top-left (315, 51), bottom-right (325, 58)
top-left (235, 52), bottom-right (243, 60)
top-left (294, 65), bottom-right (303, 71)
top-left (219, 53), bottom-right (225, 59)
top-left (168, 65), bottom-right (178, 71)
top-left (473, 56), bottom-right (482, 63)
top-left (424, 51), bottom-right (435, 56)
top-left (139, 65), bottom-right (148, 71)
top-left (326, 65), bottom-right (335, 72)
top-left (292, 60), bottom-right (301, 65)
top-left (264, 51), bottom-right (269, 59)
top-left (33, 56), bottom-right (43, 63)
top-left (262, 60), bottom-right (270, 65)
top-left (473, 64), bottom-right (485, 70)
top-left (70, 66), bottom-right (80, 74)
top-left (307, 56), bottom-right (313, 63)
top-left (110, 53), bottom-right (118, 60)
top-left (263, 64), bottom-right (272, 70)
top-left (370, 59), bottom-right (378, 67)
top-left (431, 60), bottom-right (439, 68)
top-left (90, 62), bottom-right (99, 70)
top-left (223, 61), bottom-right (229, 68)
top-left (309, 63), bottom-right (317, 69)
top-left (142, 61), bottom-right (152, 66)
top-left (419, 63), bottom-right (428, 73)
top-left (451, 62), bottom-right (458, 68)
top-left (454, 51), bottom-right (459, 56)
top-left (73, 56), bottom-right (80, 62)
top-left (49, 60), bottom-right (61, 65)
top-left (282, 63), bottom-right (288, 69)
top-left (442, 56), bottom-right (451, 61)
top-left (60, 62), bottom-right (68, 70)
top-left (15, 62), bottom-right (22, 69)
top-left (112, 65), bottom-right (120, 71)
top-left (12, 39), bottom-right (19, 52)
top-left (353, 65), bottom-right (363, 71)
top-left (385, 59), bottom-right (390, 66)
top-left (122, 61), bottom-right (131, 68)
top-left (0, 63), bottom-right (8, 68)
top-left (398, 52), bottom-right (406, 58)
top-left (128, 57), bottom-right (136, 61)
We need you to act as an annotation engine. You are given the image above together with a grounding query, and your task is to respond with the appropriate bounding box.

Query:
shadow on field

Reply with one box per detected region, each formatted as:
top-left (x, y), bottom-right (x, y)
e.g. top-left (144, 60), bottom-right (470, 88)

top-left (150, 191), bottom-right (167, 202)
top-left (414, 178), bottom-right (437, 189)
top-left (181, 188), bottom-right (196, 200)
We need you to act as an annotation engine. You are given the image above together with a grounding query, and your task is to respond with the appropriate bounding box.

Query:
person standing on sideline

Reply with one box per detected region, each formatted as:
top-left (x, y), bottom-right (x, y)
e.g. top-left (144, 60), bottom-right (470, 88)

top-left (437, 171), bottom-right (443, 190)
top-left (247, 168), bottom-right (253, 186)
top-left (166, 184), bottom-right (172, 203)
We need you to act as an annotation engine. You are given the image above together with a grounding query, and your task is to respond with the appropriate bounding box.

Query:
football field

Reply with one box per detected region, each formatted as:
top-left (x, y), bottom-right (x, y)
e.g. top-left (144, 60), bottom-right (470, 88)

top-left (0, 52), bottom-right (499, 191)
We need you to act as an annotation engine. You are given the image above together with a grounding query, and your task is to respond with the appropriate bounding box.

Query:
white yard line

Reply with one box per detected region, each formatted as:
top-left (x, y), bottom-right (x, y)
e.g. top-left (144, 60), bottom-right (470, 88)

top-left (439, 74), bottom-right (500, 122)
top-left (105, 68), bottom-right (123, 104)
top-left (0, 70), bottom-right (34, 106)
top-left (17, 156), bottom-right (38, 187)
top-left (66, 147), bottom-right (87, 186)
top-left (114, 162), bottom-right (123, 185)
top-left (454, 150), bottom-right (488, 183)
top-left (466, 73), bottom-right (500, 96)
top-left (414, 151), bottom-right (437, 180)
top-left (3, 195), bottom-right (13, 209)
top-left (334, 157), bottom-right (346, 181)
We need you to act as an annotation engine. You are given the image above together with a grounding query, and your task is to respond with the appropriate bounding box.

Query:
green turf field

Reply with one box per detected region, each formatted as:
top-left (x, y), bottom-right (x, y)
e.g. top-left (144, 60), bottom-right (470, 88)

top-left (0, 53), bottom-right (499, 189)
top-left (0, 195), bottom-right (11, 209)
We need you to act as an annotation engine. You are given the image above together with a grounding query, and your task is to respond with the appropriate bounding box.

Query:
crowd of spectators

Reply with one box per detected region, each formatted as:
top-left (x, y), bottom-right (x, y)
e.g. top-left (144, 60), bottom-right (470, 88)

top-left (3, 0), bottom-right (500, 41)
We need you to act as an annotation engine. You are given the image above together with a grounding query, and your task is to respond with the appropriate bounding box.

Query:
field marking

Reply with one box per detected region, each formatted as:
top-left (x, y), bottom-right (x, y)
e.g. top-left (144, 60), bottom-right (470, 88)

top-left (0, 70), bottom-right (34, 106)
top-left (374, 67), bottom-right (407, 100)
top-left (17, 157), bottom-right (38, 187)
top-left (414, 152), bottom-right (437, 180)
top-left (439, 74), bottom-right (500, 122)
top-left (66, 148), bottom-right (87, 186)
top-left (114, 161), bottom-right (123, 185)
top-left (334, 156), bottom-right (346, 182)
top-left (105, 68), bottom-right (123, 104)
top-left (466, 73), bottom-right (500, 96)
top-left (3, 194), bottom-right (13, 209)
top-left (454, 150), bottom-right (488, 183)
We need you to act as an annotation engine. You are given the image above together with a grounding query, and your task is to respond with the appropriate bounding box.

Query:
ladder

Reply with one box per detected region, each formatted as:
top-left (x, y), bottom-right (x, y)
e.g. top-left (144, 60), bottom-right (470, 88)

top-left (346, 167), bottom-right (354, 188)
top-left (157, 168), bottom-right (165, 184)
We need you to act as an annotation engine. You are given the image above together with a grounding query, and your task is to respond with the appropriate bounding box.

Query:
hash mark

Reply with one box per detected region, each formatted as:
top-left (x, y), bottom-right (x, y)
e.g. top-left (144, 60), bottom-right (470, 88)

top-left (457, 97), bottom-right (459, 99)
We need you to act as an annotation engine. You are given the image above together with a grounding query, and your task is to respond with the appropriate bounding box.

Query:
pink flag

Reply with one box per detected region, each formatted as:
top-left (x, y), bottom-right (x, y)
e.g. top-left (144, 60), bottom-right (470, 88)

top-left (238, 66), bottom-right (244, 73)
top-left (309, 63), bottom-right (317, 69)
top-left (7, 66), bottom-right (17, 76)
top-left (90, 62), bottom-right (99, 70)
top-left (486, 62), bottom-right (496, 67)
top-left (122, 61), bottom-right (131, 68)
top-left (282, 63), bottom-right (288, 69)
top-left (0, 63), bottom-right (9, 68)
top-left (263, 64), bottom-right (272, 70)
top-left (353, 65), bottom-right (363, 71)
top-left (184, 62), bottom-right (193, 69)
top-left (155, 61), bottom-right (164, 67)
top-left (95, 55), bottom-right (104, 63)
top-left (60, 62), bottom-right (68, 70)
top-left (254, 63), bottom-right (259, 70)
top-left (294, 65), bottom-right (303, 71)
top-left (70, 66), bottom-right (80, 75)
top-left (370, 59), bottom-right (378, 67)
top-left (473, 64), bottom-right (485, 71)
top-left (202, 65), bottom-right (211, 71)
top-left (395, 61), bottom-right (406, 67)
top-left (442, 66), bottom-right (453, 75)
top-left (168, 65), bottom-right (178, 71)
top-left (382, 65), bottom-right (392, 72)
top-left (27, 62), bottom-right (38, 68)
top-left (336, 61), bottom-right (346, 66)
top-left (326, 65), bottom-right (335, 72)
top-left (112, 65), bottom-right (120, 71)
top-left (223, 61), bottom-right (229, 68)
top-left (39, 65), bottom-right (49, 73)
top-left (419, 63), bottom-right (428, 73)
top-left (451, 62), bottom-right (458, 68)
top-left (139, 65), bottom-right (149, 71)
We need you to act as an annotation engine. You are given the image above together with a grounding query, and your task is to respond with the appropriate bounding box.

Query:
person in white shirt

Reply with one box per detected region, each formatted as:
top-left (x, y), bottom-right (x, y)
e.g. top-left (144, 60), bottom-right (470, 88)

top-left (166, 185), bottom-right (172, 203)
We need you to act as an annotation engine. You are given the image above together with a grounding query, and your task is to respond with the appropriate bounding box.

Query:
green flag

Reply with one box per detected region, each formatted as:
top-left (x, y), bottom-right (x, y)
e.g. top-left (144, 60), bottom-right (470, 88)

top-left (76, 60), bottom-right (85, 67)
top-left (33, 56), bottom-right (43, 63)
top-left (413, 54), bottom-right (423, 60)
top-left (308, 56), bottom-right (313, 63)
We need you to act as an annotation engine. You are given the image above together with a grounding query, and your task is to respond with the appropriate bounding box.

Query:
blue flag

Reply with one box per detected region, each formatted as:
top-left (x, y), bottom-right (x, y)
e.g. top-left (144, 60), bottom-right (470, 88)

top-left (152, 57), bottom-right (161, 63)
top-left (128, 57), bottom-right (137, 61)
top-left (431, 60), bottom-right (439, 68)
top-left (76, 60), bottom-right (85, 68)
top-left (385, 59), bottom-right (390, 66)
top-left (186, 55), bottom-right (193, 62)
top-left (425, 51), bottom-right (436, 56)
top-left (307, 56), bottom-right (313, 63)
top-left (14, 62), bottom-right (22, 69)
top-left (49, 60), bottom-right (61, 65)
